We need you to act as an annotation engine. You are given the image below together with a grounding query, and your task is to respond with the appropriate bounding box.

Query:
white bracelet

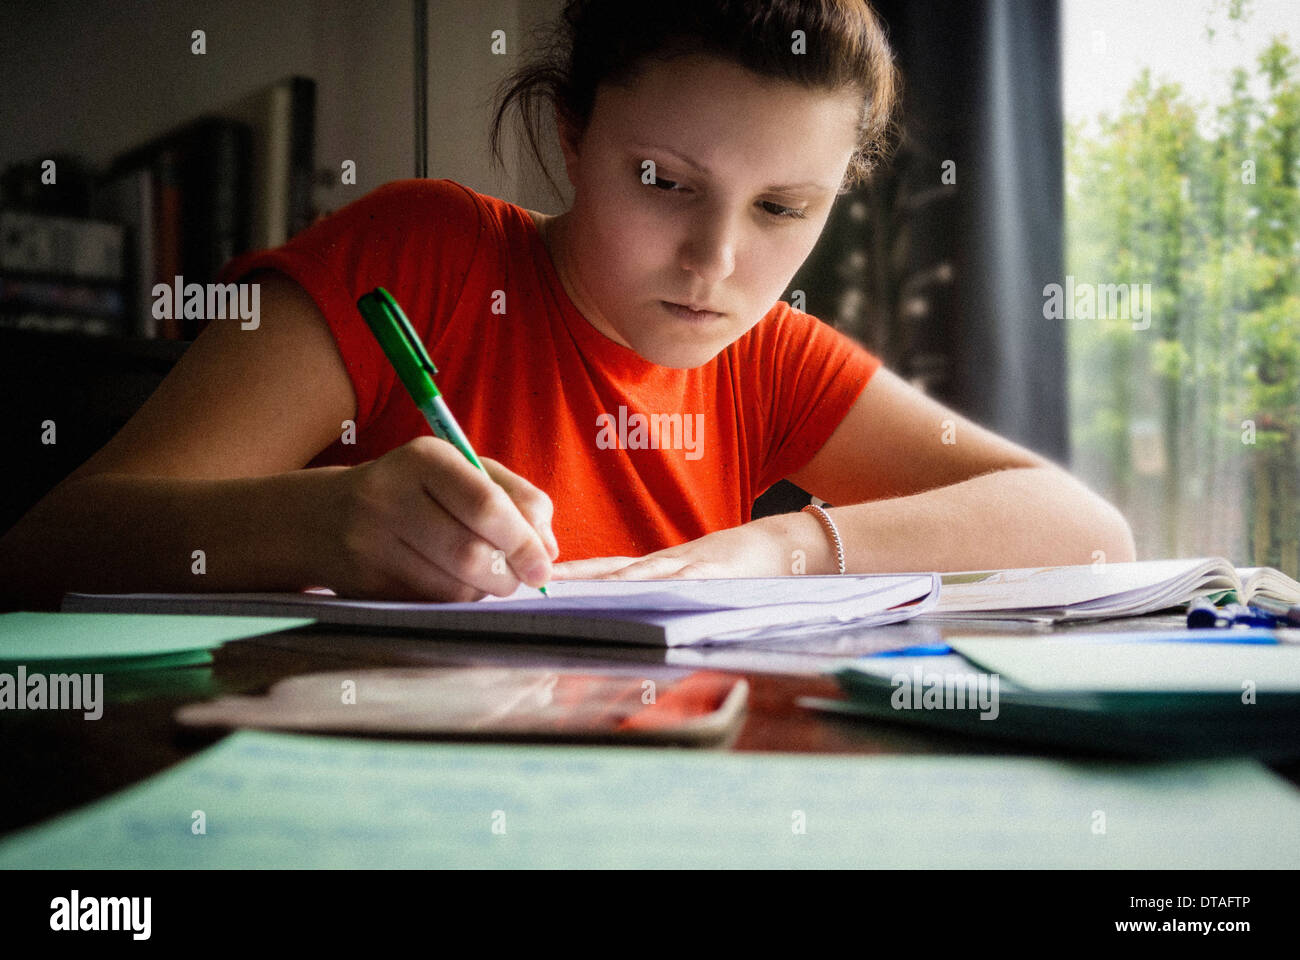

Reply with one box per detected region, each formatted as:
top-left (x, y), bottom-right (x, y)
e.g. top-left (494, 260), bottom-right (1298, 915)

top-left (801, 503), bottom-right (845, 574)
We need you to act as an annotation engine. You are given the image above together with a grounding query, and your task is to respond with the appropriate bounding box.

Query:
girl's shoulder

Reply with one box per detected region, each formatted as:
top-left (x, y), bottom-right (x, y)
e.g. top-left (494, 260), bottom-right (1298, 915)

top-left (343, 178), bottom-right (485, 233)
top-left (730, 300), bottom-right (881, 390)
top-left (280, 178), bottom-right (491, 290)
top-left (732, 299), bottom-right (830, 357)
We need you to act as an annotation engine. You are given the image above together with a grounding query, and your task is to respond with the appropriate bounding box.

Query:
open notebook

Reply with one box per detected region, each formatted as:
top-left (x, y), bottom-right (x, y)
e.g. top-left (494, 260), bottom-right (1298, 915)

top-left (61, 574), bottom-right (940, 648)
top-left (922, 557), bottom-right (1300, 622)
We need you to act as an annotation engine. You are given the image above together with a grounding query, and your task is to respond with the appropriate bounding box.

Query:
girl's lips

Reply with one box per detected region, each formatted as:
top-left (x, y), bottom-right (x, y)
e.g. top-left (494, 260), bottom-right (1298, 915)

top-left (661, 300), bottom-right (723, 321)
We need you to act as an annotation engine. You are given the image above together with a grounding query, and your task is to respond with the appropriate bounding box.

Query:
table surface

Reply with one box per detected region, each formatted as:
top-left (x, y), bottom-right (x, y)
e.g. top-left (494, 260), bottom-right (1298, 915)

top-left (4, 612), bottom-right (1298, 839)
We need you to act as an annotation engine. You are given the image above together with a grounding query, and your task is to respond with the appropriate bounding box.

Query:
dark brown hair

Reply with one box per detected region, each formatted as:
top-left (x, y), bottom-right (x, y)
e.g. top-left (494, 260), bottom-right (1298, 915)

top-left (489, 0), bottom-right (902, 201)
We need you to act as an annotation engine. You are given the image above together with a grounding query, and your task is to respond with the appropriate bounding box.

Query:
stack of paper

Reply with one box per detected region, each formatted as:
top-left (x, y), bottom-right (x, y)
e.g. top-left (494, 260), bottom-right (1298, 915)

top-left (62, 574), bottom-right (941, 647)
top-left (949, 632), bottom-right (1300, 692)
top-left (921, 557), bottom-right (1300, 622)
top-left (1236, 566), bottom-right (1300, 605)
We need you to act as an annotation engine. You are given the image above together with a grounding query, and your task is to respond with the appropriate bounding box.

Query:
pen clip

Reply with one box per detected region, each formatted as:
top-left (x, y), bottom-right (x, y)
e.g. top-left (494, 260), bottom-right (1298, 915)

top-left (370, 287), bottom-right (437, 376)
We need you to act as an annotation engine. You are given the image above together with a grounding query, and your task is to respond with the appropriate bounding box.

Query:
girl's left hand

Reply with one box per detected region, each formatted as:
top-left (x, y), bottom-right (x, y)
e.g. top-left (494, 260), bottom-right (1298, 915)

top-left (551, 521), bottom-right (790, 581)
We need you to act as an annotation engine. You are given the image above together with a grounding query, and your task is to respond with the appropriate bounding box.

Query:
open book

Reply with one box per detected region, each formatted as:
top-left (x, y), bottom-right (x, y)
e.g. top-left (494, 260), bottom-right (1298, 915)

top-left (62, 573), bottom-right (940, 648)
top-left (921, 557), bottom-right (1300, 622)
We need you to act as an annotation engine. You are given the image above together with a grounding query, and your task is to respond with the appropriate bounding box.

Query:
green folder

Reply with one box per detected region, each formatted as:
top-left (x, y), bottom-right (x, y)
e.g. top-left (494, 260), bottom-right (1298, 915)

top-left (1, 729), bottom-right (1298, 868)
top-left (826, 637), bottom-right (1300, 758)
top-left (0, 612), bottom-right (316, 671)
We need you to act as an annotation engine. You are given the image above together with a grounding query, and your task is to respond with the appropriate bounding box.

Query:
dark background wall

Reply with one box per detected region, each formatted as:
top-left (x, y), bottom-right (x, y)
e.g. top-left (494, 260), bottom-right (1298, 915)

top-left (759, 0), bottom-right (1065, 516)
top-left (1, 0), bottom-right (1065, 530)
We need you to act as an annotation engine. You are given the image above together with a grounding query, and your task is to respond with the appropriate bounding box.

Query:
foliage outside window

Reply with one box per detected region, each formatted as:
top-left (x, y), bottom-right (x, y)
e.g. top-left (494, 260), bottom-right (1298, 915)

top-left (1066, 0), bottom-right (1299, 575)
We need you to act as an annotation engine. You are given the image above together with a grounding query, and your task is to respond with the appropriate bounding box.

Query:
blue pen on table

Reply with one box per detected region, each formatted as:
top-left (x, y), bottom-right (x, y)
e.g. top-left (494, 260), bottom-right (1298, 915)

top-left (1127, 627), bottom-right (1286, 644)
top-left (1247, 595), bottom-right (1300, 627)
top-left (868, 644), bottom-right (954, 658)
top-left (867, 628), bottom-right (1295, 659)
top-left (1187, 598), bottom-right (1282, 629)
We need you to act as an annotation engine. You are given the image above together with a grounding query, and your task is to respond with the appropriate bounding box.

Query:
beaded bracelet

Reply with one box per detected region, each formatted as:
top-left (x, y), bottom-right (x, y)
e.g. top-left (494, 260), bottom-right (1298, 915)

top-left (801, 502), bottom-right (845, 574)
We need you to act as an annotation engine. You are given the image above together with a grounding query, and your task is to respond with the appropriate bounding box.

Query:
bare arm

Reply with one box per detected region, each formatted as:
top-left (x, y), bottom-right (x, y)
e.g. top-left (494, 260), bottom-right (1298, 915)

top-left (778, 367), bottom-right (1137, 572)
top-left (552, 367), bottom-right (1136, 583)
top-left (761, 464), bottom-right (1137, 575)
top-left (0, 267), bottom-right (558, 611)
top-left (0, 270), bottom-right (357, 610)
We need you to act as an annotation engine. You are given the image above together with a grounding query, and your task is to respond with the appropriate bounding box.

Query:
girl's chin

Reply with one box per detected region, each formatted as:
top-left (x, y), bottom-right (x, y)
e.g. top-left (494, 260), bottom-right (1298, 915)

top-left (628, 336), bottom-right (727, 370)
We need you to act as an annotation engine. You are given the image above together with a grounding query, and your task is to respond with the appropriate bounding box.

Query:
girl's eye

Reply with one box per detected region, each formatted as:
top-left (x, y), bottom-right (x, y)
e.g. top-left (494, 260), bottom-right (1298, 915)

top-left (649, 176), bottom-right (685, 192)
top-left (643, 172), bottom-right (807, 221)
top-left (759, 201), bottom-right (808, 220)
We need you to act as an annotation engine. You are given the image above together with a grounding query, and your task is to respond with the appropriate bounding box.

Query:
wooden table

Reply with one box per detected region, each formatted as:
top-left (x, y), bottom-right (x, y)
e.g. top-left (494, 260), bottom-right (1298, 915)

top-left (4, 613), bottom-right (1298, 839)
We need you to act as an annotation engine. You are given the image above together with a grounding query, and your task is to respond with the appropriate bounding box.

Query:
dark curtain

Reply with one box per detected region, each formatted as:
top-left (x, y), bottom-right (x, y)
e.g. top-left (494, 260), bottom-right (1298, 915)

top-left (756, 0), bottom-right (1065, 517)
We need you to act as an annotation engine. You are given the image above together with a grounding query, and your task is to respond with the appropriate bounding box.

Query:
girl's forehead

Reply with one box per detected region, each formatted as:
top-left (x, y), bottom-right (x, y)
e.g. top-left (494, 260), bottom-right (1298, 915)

top-left (594, 69), bottom-right (860, 167)
top-left (616, 52), bottom-right (853, 101)
top-left (601, 61), bottom-right (859, 130)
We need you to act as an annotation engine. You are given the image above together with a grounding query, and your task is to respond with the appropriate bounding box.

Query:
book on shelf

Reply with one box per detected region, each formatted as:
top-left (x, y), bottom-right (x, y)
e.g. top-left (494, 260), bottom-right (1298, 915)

top-left (213, 75), bottom-right (317, 249)
top-left (89, 168), bottom-right (154, 336)
top-left (95, 117), bottom-right (253, 339)
top-left (0, 209), bottom-right (126, 337)
top-left (151, 145), bottom-right (183, 339)
top-left (89, 77), bottom-right (317, 341)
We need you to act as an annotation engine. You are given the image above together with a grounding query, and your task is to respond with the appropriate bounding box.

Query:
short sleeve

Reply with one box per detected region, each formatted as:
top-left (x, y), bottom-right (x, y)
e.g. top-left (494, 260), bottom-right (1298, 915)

top-left (216, 178), bottom-right (484, 430)
top-left (748, 304), bottom-right (882, 494)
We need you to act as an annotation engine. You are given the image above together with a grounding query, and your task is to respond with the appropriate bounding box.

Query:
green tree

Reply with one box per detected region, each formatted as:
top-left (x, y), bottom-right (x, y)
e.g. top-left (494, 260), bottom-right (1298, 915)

top-left (1067, 32), bottom-right (1300, 575)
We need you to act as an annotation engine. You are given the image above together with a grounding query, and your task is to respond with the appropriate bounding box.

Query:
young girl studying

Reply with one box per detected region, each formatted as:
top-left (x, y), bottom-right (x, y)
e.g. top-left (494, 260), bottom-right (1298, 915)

top-left (0, 0), bottom-right (1135, 611)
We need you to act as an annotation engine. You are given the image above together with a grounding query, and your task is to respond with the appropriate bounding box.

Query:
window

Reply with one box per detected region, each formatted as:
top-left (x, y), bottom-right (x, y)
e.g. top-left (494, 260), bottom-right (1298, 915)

top-left (1063, 0), bottom-right (1299, 574)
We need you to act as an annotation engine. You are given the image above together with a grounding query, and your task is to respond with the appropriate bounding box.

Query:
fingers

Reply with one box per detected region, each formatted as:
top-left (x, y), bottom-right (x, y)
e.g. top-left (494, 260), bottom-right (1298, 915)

top-left (336, 463), bottom-right (489, 601)
top-left (408, 439), bottom-right (555, 590)
top-left (481, 456), bottom-right (559, 560)
top-left (386, 487), bottom-right (528, 598)
top-left (385, 531), bottom-right (489, 602)
top-left (551, 556), bottom-right (638, 580)
top-left (572, 556), bottom-right (685, 581)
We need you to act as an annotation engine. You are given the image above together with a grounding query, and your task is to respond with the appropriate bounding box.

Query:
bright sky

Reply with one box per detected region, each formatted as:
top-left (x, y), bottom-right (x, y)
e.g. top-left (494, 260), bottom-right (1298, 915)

top-left (1062, 0), bottom-right (1298, 128)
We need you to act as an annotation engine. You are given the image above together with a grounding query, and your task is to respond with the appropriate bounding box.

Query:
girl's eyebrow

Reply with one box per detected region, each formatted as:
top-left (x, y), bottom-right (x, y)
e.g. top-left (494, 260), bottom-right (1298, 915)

top-left (628, 142), bottom-right (830, 194)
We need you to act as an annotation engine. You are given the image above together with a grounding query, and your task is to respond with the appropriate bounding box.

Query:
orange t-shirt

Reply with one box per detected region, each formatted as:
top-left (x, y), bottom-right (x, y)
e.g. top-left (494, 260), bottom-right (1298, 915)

top-left (217, 179), bottom-right (881, 562)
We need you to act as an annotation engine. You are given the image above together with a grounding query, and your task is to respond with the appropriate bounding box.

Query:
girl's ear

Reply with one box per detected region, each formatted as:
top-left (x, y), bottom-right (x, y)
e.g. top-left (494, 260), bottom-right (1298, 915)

top-left (553, 104), bottom-right (583, 182)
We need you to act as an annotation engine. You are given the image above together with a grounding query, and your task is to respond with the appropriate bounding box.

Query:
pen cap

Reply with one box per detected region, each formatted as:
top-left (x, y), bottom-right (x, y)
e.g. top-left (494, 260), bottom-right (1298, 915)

top-left (356, 288), bottom-right (441, 407)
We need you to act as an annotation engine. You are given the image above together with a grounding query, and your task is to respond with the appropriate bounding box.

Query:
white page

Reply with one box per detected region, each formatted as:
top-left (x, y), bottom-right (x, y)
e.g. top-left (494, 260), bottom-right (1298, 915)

top-left (949, 636), bottom-right (1300, 692)
top-left (62, 574), bottom-right (939, 647)
top-left (66, 575), bottom-right (930, 617)
top-left (926, 558), bottom-right (1232, 615)
top-left (482, 574), bottom-right (913, 609)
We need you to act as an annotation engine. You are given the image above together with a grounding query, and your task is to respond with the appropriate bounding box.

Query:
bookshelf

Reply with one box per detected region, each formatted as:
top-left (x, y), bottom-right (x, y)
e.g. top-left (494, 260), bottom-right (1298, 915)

top-left (0, 77), bottom-right (317, 530)
top-left (0, 327), bottom-right (191, 534)
top-left (1, 76), bottom-right (315, 343)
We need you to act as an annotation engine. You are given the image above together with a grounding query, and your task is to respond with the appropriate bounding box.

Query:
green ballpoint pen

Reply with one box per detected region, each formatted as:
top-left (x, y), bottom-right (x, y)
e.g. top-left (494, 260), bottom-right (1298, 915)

top-left (356, 286), bottom-right (549, 597)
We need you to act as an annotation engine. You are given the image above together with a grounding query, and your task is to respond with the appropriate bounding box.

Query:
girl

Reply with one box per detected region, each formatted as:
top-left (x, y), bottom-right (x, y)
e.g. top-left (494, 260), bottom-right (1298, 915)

top-left (0, 0), bottom-right (1134, 611)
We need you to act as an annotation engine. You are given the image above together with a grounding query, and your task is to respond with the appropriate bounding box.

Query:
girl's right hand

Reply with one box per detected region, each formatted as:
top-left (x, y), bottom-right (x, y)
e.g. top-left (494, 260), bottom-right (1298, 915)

top-left (323, 436), bottom-right (559, 601)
